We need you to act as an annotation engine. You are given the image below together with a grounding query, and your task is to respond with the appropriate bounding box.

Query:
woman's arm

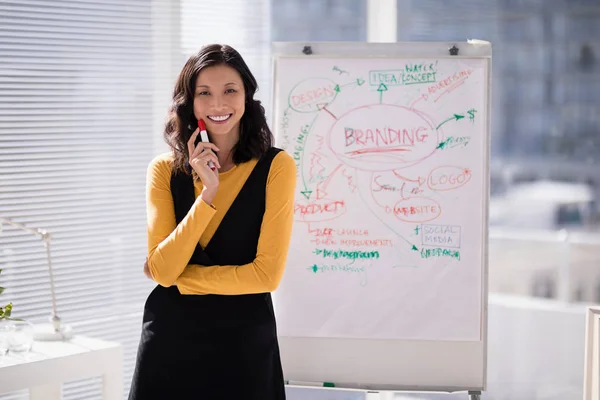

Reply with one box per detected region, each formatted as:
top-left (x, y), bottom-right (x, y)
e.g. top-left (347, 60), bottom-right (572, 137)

top-left (175, 151), bottom-right (296, 295)
top-left (145, 154), bottom-right (217, 287)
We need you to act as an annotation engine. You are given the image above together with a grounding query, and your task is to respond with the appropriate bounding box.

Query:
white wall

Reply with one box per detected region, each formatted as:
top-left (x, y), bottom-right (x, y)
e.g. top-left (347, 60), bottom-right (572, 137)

top-left (486, 294), bottom-right (585, 400)
top-left (286, 294), bottom-right (587, 400)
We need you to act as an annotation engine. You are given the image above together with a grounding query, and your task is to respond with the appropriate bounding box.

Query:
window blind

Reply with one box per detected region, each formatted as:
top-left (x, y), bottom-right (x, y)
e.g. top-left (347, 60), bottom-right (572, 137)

top-left (0, 0), bottom-right (272, 398)
top-left (0, 0), bottom-right (157, 398)
top-left (180, 0), bottom-right (272, 115)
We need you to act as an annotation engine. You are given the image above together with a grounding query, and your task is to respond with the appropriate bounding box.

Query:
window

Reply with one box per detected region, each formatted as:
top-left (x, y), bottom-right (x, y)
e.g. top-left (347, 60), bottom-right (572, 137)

top-left (0, 1), bottom-right (271, 398)
top-left (532, 274), bottom-right (555, 299)
top-left (0, 1), bottom-right (160, 398)
top-left (556, 204), bottom-right (583, 226)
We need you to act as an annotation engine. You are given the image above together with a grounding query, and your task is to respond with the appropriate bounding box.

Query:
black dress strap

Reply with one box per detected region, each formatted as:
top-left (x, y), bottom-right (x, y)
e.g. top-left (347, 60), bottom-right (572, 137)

top-left (170, 147), bottom-right (282, 267)
top-left (170, 164), bottom-right (215, 266)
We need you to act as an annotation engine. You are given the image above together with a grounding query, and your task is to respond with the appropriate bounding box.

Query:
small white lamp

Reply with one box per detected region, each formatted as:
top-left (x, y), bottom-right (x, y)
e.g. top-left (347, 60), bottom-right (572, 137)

top-left (0, 216), bottom-right (73, 341)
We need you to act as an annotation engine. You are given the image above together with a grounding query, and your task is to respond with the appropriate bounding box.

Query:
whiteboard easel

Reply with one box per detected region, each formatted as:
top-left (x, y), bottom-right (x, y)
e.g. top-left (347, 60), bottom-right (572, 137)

top-left (584, 306), bottom-right (600, 400)
top-left (271, 41), bottom-right (492, 399)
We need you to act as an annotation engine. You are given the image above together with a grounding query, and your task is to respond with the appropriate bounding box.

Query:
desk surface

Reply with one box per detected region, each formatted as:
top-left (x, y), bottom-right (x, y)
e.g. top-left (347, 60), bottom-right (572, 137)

top-left (0, 335), bottom-right (123, 398)
top-left (0, 335), bottom-right (121, 368)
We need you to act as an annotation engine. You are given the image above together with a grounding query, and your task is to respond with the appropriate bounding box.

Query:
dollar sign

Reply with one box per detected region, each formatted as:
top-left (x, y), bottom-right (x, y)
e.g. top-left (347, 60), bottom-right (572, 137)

top-left (467, 109), bottom-right (477, 120)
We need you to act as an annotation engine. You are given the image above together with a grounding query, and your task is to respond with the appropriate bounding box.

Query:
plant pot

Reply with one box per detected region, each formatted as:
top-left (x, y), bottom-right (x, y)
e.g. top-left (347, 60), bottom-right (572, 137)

top-left (5, 320), bottom-right (34, 353)
top-left (0, 321), bottom-right (9, 356)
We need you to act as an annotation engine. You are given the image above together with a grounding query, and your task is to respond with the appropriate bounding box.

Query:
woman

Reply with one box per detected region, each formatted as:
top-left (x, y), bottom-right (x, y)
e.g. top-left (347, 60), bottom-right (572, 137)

top-left (129, 44), bottom-right (296, 400)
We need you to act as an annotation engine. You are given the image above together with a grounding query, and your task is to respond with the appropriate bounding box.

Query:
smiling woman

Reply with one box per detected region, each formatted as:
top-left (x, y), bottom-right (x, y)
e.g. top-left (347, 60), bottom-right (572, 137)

top-left (195, 66), bottom-right (245, 137)
top-left (128, 44), bottom-right (296, 400)
top-left (165, 44), bottom-right (274, 178)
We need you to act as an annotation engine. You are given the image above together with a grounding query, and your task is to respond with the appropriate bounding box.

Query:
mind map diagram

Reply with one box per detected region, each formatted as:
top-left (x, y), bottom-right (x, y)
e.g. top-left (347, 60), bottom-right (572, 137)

top-left (277, 60), bottom-right (484, 282)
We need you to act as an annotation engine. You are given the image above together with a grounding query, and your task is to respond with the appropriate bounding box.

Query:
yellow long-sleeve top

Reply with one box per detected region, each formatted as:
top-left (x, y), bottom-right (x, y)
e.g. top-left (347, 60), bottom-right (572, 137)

top-left (145, 150), bottom-right (296, 295)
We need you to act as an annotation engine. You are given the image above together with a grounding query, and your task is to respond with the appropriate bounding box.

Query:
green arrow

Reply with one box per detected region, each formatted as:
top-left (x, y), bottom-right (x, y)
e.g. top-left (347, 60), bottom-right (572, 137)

top-left (301, 190), bottom-right (313, 199)
top-left (299, 114), bottom-right (320, 200)
top-left (436, 138), bottom-right (449, 150)
top-left (337, 78), bottom-right (366, 91)
top-left (436, 113), bottom-right (464, 130)
top-left (356, 178), bottom-right (419, 252)
top-left (377, 83), bottom-right (388, 103)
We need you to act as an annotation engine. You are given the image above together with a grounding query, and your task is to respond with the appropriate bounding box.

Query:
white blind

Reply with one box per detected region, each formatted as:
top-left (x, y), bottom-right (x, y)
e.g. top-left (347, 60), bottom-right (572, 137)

top-left (0, 0), bottom-right (157, 398)
top-left (0, 0), bottom-right (271, 398)
top-left (180, 0), bottom-right (272, 115)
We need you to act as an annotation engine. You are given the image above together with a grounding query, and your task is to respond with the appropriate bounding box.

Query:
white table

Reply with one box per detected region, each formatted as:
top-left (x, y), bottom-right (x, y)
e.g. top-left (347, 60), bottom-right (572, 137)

top-left (0, 335), bottom-right (123, 399)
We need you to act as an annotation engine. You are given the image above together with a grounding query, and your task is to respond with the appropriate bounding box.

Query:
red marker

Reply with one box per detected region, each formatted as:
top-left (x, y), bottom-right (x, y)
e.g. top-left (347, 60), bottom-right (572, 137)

top-left (198, 119), bottom-right (216, 171)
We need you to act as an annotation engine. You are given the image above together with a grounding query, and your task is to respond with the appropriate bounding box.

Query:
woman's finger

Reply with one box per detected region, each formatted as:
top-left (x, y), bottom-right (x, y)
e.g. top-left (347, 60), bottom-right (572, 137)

top-left (201, 142), bottom-right (220, 152)
top-left (192, 141), bottom-right (220, 157)
top-left (187, 128), bottom-right (200, 156)
top-left (191, 143), bottom-right (215, 160)
top-left (143, 258), bottom-right (152, 279)
top-left (191, 142), bottom-right (209, 159)
top-left (193, 151), bottom-right (221, 169)
top-left (191, 154), bottom-right (220, 171)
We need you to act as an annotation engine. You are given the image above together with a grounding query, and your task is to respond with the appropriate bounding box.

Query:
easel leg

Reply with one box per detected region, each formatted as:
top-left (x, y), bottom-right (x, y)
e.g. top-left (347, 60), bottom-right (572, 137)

top-left (468, 391), bottom-right (481, 400)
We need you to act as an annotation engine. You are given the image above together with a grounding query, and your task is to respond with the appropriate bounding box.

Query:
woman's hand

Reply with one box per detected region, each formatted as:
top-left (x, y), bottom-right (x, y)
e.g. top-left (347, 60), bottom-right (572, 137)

top-left (143, 257), bottom-right (152, 279)
top-left (187, 128), bottom-right (221, 203)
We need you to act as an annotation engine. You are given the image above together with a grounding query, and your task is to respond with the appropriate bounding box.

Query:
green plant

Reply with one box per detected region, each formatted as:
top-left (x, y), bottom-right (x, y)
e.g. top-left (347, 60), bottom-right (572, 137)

top-left (0, 268), bottom-right (14, 320)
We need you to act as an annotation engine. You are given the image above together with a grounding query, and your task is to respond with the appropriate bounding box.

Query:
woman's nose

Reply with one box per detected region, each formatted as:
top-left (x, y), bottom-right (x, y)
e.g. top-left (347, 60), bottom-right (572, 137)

top-left (210, 94), bottom-right (226, 109)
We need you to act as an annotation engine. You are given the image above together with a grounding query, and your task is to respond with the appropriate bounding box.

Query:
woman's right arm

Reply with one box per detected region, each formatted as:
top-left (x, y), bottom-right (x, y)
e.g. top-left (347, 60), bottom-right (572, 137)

top-left (145, 154), bottom-right (217, 287)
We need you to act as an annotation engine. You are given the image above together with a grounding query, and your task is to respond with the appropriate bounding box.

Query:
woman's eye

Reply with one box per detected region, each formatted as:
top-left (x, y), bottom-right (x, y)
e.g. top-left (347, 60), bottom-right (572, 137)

top-left (198, 91), bottom-right (209, 96)
top-left (225, 88), bottom-right (237, 94)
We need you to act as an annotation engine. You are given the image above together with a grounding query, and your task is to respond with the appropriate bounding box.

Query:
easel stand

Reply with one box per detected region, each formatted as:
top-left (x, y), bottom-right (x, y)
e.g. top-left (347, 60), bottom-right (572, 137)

top-left (364, 390), bottom-right (483, 399)
top-left (274, 39), bottom-right (492, 399)
top-left (468, 391), bottom-right (482, 400)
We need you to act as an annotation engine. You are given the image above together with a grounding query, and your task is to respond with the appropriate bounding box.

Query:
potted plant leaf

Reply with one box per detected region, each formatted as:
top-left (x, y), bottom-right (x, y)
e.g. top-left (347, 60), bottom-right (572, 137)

top-left (0, 269), bottom-right (13, 321)
top-left (0, 268), bottom-right (11, 355)
top-left (0, 268), bottom-right (33, 354)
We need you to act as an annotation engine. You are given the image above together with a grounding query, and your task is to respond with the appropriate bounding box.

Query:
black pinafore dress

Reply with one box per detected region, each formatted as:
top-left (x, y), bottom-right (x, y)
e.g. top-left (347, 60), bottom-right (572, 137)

top-left (129, 148), bottom-right (286, 400)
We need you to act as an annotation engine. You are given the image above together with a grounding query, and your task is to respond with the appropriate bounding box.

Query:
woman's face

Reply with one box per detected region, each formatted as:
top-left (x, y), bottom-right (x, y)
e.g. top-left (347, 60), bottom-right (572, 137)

top-left (193, 64), bottom-right (246, 138)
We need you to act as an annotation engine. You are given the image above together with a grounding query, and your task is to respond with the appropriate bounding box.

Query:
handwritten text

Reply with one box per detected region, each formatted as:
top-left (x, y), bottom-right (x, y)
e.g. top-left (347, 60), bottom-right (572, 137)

top-left (313, 248), bottom-right (380, 260)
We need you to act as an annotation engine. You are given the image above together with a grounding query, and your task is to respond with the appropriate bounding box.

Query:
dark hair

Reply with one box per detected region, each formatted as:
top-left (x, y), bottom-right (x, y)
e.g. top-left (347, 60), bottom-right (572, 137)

top-left (164, 44), bottom-right (273, 174)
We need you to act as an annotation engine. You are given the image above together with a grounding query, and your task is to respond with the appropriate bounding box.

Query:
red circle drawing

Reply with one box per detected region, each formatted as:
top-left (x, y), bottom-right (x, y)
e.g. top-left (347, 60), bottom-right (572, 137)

top-left (326, 104), bottom-right (441, 171)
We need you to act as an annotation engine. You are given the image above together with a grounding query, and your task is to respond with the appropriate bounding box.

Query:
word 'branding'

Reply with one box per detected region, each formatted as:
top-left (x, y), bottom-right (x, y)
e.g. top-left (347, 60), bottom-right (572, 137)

top-left (344, 126), bottom-right (429, 152)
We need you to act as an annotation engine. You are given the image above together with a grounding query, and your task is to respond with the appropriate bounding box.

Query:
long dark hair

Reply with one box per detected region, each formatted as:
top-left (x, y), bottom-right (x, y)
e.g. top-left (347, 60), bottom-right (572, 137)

top-left (164, 44), bottom-right (273, 174)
